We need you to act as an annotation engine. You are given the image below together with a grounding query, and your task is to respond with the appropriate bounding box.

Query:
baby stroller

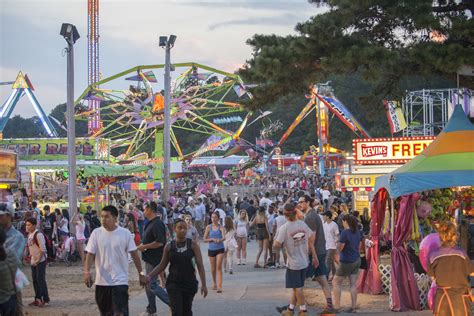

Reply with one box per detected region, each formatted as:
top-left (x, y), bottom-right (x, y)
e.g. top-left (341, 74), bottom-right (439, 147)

top-left (55, 235), bottom-right (81, 266)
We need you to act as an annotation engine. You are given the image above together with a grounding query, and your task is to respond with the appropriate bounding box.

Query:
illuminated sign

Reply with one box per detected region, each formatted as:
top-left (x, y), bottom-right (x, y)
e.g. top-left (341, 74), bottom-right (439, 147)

top-left (339, 174), bottom-right (382, 189)
top-left (0, 138), bottom-right (110, 161)
top-left (353, 136), bottom-right (435, 164)
top-left (0, 151), bottom-right (17, 183)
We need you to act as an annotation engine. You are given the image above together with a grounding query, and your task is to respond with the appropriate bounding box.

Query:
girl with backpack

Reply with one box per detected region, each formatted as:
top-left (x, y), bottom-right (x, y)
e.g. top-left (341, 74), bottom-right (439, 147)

top-left (26, 217), bottom-right (50, 307)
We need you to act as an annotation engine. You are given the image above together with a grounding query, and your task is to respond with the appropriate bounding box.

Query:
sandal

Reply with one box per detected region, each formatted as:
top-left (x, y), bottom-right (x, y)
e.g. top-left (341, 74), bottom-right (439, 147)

top-left (254, 263), bottom-right (261, 268)
top-left (217, 288), bottom-right (222, 293)
top-left (212, 285), bottom-right (217, 290)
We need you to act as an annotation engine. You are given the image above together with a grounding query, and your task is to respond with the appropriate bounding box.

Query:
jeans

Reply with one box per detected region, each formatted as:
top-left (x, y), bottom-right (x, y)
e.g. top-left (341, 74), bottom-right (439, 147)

top-left (168, 289), bottom-right (195, 316)
top-left (0, 294), bottom-right (16, 316)
top-left (145, 262), bottom-right (170, 313)
top-left (31, 261), bottom-right (49, 302)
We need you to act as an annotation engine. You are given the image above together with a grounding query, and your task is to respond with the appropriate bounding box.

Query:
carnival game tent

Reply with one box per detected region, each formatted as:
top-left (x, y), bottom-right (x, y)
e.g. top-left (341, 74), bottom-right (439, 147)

top-left (359, 104), bottom-right (474, 312)
top-left (375, 104), bottom-right (474, 197)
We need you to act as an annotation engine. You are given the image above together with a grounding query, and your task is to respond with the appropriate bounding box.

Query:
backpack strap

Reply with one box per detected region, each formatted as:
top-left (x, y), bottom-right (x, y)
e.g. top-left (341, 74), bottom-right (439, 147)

top-left (33, 231), bottom-right (39, 246)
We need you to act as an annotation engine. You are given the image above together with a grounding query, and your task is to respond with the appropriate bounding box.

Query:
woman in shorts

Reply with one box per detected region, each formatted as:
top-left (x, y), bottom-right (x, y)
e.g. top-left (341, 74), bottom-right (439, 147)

top-left (333, 214), bottom-right (362, 313)
top-left (203, 212), bottom-right (225, 293)
top-left (250, 207), bottom-right (270, 268)
top-left (234, 210), bottom-right (248, 265)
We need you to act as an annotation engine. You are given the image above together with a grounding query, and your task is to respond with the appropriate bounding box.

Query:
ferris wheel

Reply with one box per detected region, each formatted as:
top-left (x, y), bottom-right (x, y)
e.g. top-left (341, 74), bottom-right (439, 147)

top-left (75, 63), bottom-right (253, 162)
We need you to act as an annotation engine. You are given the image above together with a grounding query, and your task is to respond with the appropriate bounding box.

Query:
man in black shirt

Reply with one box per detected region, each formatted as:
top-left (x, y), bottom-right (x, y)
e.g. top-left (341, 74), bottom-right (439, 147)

top-left (137, 201), bottom-right (169, 315)
top-left (42, 205), bottom-right (55, 240)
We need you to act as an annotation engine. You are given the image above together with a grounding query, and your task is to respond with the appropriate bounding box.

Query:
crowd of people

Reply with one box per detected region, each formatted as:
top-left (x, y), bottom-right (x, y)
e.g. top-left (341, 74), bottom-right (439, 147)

top-left (0, 170), bottom-right (472, 316)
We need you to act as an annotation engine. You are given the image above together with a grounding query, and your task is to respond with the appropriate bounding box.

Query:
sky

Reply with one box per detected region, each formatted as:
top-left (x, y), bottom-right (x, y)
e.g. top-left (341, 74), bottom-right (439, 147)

top-left (0, 0), bottom-right (324, 118)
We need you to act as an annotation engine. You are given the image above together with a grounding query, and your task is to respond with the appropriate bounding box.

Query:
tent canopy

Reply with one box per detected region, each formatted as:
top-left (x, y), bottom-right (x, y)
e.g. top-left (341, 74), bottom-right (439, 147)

top-left (375, 104), bottom-right (474, 198)
top-left (83, 164), bottom-right (149, 177)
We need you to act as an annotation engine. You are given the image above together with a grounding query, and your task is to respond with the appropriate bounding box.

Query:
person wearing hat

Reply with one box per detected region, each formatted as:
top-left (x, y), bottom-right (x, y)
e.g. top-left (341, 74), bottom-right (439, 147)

top-left (273, 203), bottom-right (317, 316)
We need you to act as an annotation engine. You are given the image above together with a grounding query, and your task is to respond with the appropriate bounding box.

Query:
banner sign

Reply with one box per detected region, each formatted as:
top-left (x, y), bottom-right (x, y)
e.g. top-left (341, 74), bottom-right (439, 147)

top-left (353, 137), bottom-right (435, 164)
top-left (383, 100), bottom-right (407, 135)
top-left (0, 138), bottom-right (110, 161)
top-left (339, 174), bottom-right (382, 189)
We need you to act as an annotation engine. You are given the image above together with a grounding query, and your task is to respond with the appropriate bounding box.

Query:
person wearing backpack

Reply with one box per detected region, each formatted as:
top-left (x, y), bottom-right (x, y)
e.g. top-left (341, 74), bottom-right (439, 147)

top-left (26, 217), bottom-right (50, 307)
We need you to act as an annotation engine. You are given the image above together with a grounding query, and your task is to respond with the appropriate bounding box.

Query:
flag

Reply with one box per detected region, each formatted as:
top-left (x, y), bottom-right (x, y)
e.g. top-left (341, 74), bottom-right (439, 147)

top-left (383, 100), bottom-right (407, 135)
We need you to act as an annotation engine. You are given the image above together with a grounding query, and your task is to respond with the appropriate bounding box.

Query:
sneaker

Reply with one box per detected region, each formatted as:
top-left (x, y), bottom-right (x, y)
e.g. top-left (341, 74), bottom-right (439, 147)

top-left (242, 259), bottom-right (246, 265)
top-left (281, 309), bottom-right (294, 316)
top-left (276, 305), bottom-right (289, 313)
top-left (237, 260), bottom-right (241, 265)
top-left (319, 308), bottom-right (336, 315)
top-left (29, 300), bottom-right (40, 306)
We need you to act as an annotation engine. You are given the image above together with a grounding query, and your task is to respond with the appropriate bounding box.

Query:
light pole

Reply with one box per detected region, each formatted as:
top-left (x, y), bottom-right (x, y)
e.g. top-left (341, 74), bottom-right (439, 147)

top-left (60, 23), bottom-right (80, 219)
top-left (159, 35), bottom-right (176, 203)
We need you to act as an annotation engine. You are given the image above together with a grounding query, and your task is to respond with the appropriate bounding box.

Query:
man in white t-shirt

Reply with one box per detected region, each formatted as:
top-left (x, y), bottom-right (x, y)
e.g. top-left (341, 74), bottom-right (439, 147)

top-left (259, 192), bottom-right (273, 212)
top-left (322, 187), bottom-right (331, 211)
top-left (273, 207), bottom-right (288, 268)
top-left (84, 205), bottom-right (147, 315)
top-left (322, 210), bottom-right (339, 281)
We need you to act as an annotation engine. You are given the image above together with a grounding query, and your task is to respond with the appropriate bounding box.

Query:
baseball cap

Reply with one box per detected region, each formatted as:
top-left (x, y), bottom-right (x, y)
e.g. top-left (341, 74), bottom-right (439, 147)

top-left (0, 203), bottom-right (14, 216)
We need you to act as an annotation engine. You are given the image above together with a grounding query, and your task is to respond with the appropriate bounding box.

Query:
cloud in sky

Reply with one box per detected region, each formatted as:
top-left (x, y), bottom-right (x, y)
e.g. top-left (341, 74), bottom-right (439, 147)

top-left (208, 13), bottom-right (304, 31)
top-left (0, 0), bottom-right (321, 117)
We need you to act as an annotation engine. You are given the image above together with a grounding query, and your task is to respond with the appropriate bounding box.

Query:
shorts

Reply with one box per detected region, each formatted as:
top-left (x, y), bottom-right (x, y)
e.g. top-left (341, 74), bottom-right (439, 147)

top-left (285, 267), bottom-right (307, 289)
top-left (59, 230), bottom-right (69, 237)
top-left (208, 248), bottom-right (225, 257)
top-left (306, 254), bottom-right (328, 278)
top-left (256, 228), bottom-right (269, 241)
top-left (95, 285), bottom-right (129, 316)
top-left (336, 258), bottom-right (361, 277)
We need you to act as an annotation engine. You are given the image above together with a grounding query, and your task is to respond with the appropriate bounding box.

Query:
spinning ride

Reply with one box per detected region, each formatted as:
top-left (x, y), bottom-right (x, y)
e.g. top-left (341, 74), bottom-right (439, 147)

top-left (75, 63), bottom-right (252, 162)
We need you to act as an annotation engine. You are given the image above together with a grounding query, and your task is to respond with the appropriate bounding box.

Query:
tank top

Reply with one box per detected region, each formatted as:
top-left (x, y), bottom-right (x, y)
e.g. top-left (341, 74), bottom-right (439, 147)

top-left (208, 224), bottom-right (224, 251)
top-left (166, 238), bottom-right (198, 292)
top-left (235, 219), bottom-right (248, 237)
top-left (257, 223), bottom-right (266, 229)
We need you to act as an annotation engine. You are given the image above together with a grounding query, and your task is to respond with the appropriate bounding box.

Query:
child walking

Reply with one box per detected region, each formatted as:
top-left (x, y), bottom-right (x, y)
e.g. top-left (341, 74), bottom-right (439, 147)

top-left (223, 216), bottom-right (238, 274)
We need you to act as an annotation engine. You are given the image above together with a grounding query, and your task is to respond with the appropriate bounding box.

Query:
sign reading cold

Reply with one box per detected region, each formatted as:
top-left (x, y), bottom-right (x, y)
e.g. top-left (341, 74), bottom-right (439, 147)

top-left (353, 136), bottom-right (435, 164)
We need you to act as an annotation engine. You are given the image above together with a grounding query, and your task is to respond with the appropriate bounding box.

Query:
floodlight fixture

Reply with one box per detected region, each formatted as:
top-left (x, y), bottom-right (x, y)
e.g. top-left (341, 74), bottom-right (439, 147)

top-left (159, 36), bottom-right (168, 47)
top-left (168, 35), bottom-right (177, 47)
top-left (60, 23), bottom-right (80, 44)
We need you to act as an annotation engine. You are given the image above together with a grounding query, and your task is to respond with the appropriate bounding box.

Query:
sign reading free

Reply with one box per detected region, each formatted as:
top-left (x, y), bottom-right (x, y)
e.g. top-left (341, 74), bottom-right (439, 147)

top-left (0, 138), bottom-right (110, 161)
top-left (353, 136), bottom-right (435, 164)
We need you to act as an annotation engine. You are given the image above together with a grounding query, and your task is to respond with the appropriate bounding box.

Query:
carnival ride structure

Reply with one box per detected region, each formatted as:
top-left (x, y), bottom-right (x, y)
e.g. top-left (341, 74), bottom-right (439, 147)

top-left (402, 88), bottom-right (473, 137)
top-left (269, 83), bottom-right (371, 174)
top-left (75, 63), bottom-right (252, 163)
top-left (0, 72), bottom-right (58, 138)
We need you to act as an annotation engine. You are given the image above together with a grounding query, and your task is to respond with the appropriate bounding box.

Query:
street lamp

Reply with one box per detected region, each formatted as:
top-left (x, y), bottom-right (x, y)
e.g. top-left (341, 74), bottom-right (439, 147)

top-left (60, 23), bottom-right (79, 220)
top-left (160, 35), bottom-right (177, 203)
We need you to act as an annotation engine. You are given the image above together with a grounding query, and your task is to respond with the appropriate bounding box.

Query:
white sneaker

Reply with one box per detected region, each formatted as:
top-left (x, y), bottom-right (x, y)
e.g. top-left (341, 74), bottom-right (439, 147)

top-left (237, 259), bottom-right (241, 265)
top-left (242, 259), bottom-right (246, 265)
